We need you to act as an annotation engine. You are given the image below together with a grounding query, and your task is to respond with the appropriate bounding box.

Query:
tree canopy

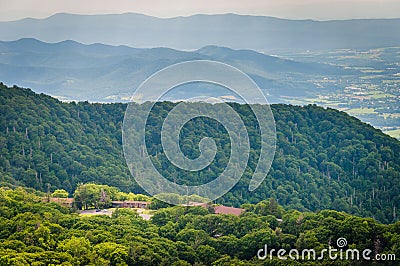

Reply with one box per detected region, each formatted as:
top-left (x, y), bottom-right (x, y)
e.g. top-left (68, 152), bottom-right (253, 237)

top-left (0, 84), bottom-right (399, 223)
top-left (0, 187), bottom-right (399, 265)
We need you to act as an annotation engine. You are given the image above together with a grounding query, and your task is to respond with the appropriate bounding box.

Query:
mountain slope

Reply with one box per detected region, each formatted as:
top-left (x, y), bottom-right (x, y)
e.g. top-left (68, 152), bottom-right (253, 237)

top-left (0, 39), bottom-right (349, 102)
top-left (0, 13), bottom-right (399, 51)
top-left (1, 84), bottom-right (399, 223)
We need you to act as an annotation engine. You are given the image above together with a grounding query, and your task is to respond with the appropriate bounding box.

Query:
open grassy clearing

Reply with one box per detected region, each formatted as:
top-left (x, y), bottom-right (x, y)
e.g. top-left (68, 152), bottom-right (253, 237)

top-left (361, 69), bottom-right (385, 73)
top-left (368, 90), bottom-right (393, 99)
top-left (382, 113), bottom-right (400, 119)
top-left (346, 107), bottom-right (377, 115)
top-left (360, 75), bottom-right (385, 79)
top-left (383, 129), bottom-right (400, 139)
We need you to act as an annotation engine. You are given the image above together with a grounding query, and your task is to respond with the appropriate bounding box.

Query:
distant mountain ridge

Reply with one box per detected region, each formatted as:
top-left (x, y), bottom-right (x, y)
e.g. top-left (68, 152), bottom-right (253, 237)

top-left (0, 38), bottom-right (348, 102)
top-left (0, 13), bottom-right (399, 51)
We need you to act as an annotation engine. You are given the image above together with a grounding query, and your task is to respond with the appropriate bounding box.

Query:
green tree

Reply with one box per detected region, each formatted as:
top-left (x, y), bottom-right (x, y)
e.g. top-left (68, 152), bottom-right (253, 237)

top-left (51, 189), bottom-right (69, 198)
top-left (58, 236), bottom-right (92, 265)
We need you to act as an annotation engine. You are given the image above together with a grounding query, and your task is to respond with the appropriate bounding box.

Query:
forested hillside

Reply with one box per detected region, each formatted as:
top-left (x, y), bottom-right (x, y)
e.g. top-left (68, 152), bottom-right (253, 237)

top-left (1, 84), bottom-right (399, 223)
top-left (0, 187), bottom-right (399, 265)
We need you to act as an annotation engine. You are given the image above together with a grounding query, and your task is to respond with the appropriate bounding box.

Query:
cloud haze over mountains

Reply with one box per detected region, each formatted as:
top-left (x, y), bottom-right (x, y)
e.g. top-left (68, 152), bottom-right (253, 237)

top-left (0, 13), bottom-right (399, 51)
top-left (0, 38), bottom-right (349, 102)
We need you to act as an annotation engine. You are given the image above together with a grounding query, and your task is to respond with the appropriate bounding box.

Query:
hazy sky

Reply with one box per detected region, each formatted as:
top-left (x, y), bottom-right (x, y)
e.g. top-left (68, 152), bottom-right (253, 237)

top-left (0, 0), bottom-right (399, 21)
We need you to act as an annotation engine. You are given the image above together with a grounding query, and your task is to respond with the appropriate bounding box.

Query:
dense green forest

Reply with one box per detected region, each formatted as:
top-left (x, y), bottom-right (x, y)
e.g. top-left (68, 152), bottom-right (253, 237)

top-left (0, 84), bottom-right (399, 223)
top-left (0, 187), bottom-right (399, 265)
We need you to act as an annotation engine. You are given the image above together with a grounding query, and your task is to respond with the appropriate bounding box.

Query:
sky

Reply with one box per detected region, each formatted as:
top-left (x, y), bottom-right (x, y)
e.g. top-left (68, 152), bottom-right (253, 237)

top-left (0, 0), bottom-right (399, 21)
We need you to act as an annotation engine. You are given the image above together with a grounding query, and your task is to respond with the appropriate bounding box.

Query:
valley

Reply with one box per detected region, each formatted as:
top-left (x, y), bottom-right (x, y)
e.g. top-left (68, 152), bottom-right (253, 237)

top-left (0, 9), bottom-right (399, 265)
top-left (1, 39), bottom-right (399, 138)
top-left (277, 47), bottom-right (400, 138)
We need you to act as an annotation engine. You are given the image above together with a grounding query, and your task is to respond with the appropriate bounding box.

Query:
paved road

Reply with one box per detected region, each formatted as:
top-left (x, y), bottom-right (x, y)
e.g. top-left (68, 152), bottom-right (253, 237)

top-left (138, 213), bottom-right (151, 220)
top-left (79, 208), bottom-right (152, 220)
top-left (79, 209), bottom-right (112, 216)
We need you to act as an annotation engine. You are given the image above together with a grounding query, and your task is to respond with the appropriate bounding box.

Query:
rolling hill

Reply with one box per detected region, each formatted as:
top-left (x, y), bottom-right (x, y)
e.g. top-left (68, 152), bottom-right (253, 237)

top-left (0, 38), bottom-right (351, 102)
top-left (1, 84), bottom-right (399, 223)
